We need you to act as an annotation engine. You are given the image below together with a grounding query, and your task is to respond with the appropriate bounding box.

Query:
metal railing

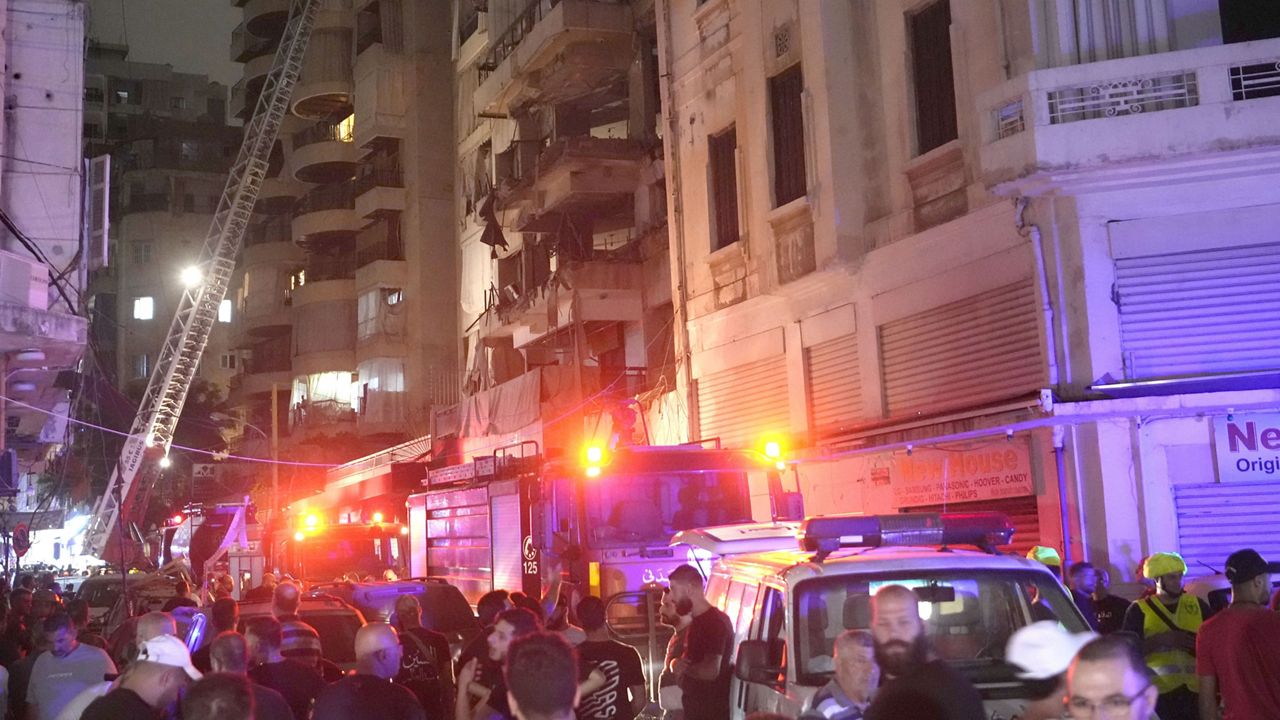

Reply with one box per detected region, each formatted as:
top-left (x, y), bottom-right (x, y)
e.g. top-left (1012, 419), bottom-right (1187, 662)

top-left (479, 0), bottom-right (563, 78)
top-left (353, 161), bottom-right (403, 195)
top-left (292, 399), bottom-right (357, 429)
top-left (246, 342), bottom-right (291, 374)
top-left (292, 119), bottom-right (354, 149)
top-left (245, 221), bottom-right (292, 247)
top-left (305, 254), bottom-right (356, 281)
top-left (294, 181), bottom-right (355, 215)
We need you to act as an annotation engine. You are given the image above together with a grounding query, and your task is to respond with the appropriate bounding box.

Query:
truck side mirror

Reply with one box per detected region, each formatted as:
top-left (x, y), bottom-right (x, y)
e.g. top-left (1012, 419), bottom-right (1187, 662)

top-left (734, 640), bottom-right (783, 685)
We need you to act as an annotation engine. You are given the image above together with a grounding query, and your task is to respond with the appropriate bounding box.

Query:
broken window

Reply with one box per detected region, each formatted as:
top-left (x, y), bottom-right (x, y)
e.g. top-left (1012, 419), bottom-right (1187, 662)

top-left (909, 1), bottom-right (958, 155)
top-left (769, 64), bottom-right (807, 207)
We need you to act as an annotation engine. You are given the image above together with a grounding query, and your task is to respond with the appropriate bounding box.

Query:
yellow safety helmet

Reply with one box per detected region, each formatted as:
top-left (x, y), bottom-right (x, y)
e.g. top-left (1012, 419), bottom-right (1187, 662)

top-left (1143, 552), bottom-right (1188, 579)
top-left (1027, 546), bottom-right (1062, 567)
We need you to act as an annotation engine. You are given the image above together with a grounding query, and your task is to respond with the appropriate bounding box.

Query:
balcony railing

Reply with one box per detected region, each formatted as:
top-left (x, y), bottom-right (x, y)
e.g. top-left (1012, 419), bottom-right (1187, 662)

top-left (231, 23), bottom-right (276, 62)
top-left (356, 13), bottom-right (382, 55)
top-left (305, 255), bottom-right (356, 282)
top-left (292, 120), bottom-right (354, 149)
top-left (460, 10), bottom-right (482, 45)
top-left (295, 181), bottom-right (355, 215)
top-left (246, 343), bottom-right (291, 374)
top-left (293, 399), bottom-right (357, 429)
top-left (356, 222), bottom-right (405, 266)
top-left (245, 221), bottom-right (292, 247)
top-left (353, 161), bottom-right (403, 196)
top-left (480, 0), bottom-right (564, 78)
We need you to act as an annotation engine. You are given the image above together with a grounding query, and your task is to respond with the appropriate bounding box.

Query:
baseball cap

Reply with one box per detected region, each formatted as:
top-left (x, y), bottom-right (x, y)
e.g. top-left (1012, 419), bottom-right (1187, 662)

top-left (137, 634), bottom-right (202, 680)
top-left (1006, 621), bottom-right (1097, 680)
top-left (1224, 549), bottom-right (1280, 585)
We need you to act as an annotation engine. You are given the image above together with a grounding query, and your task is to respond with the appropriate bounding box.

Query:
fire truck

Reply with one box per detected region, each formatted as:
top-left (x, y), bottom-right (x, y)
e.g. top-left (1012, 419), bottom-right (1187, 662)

top-left (405, 440), bottom-right (798, 606)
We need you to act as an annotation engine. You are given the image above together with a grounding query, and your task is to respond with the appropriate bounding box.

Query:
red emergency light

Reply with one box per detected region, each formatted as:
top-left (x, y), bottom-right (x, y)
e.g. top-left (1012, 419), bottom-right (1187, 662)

top-left (169, 513), bottom-right (184, 526)
top-left (798, 512), bottom-right (1014, 560)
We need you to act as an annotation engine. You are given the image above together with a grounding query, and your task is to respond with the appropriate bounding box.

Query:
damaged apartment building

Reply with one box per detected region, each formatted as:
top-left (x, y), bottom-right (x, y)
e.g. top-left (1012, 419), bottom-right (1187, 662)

top-left (443, 0), bottom-right (675, 457)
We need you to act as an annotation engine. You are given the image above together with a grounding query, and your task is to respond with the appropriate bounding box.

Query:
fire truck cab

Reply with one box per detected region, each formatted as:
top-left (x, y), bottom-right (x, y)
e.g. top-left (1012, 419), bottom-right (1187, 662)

top-left (406, 442), bottom-right (792, 606)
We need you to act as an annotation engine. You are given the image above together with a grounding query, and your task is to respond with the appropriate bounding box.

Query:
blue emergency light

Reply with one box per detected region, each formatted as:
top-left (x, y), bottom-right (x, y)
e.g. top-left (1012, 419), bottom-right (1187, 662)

top-left (797, 512), bottom-right (1014, 560)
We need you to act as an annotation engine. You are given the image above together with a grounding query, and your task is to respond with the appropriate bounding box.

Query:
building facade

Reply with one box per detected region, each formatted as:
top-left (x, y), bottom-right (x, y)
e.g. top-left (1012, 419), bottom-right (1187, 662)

top-left (442, 0), bottom-right (673, 463)
top-left (226, 0), bottom-right (458, 477)
top-left (655, 0), bottom-right (1280, 583)
top-left (0, 0), bottom-right (89, 514)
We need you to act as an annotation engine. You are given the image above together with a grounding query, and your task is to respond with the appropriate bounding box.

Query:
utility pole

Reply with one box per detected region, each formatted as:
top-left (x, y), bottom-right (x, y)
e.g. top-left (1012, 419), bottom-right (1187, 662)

top-left (270, 383), bottom-right (280, 523)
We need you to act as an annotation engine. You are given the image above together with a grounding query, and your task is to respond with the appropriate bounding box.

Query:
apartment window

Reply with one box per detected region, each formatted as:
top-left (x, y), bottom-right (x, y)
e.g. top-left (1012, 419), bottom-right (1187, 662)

top-left (183, 195), bottom-right (196, 213)
top-left (708, 126), bottom-right (740, 250)
top-left (133, 353), bottom-right (150, 378)
top-left (358, 289), bottom-right (379, 340)
top-left (131, 242), bottom-right (152, 265)
top-left (219, 299), bottom-right (232, 323)
top-left (170, 96), bottom-right (187, 110)
top-left (133, 296), bottom-right (155, 320)
top-left (219, 353), bottom-right (237, 370)
top-left (1221, 0), bottom-right (1280, 43)
top-left (384, 288), bottom-right (403, 305)
top-left (769, 64), bottom-right (807, 207)
top-left (909, 0), bottom-right (958, 155)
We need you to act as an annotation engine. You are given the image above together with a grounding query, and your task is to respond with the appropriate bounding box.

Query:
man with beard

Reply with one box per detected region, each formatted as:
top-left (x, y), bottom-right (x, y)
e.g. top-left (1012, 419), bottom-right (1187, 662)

top-left (657, 589), bottom-right (691, 720)
top-left (1068, 562), bottom-right (1101, 631)
top-left (456, 608), bottom-right (542, 720)
top-left (1121, 552), bottom-right (1212, 720)
top-left (668, 565), bottom-right (733, 720)
top-left (1093, 570), bottom-right (1131, 636)
top-left (863, 585), bottom-right (983, 720)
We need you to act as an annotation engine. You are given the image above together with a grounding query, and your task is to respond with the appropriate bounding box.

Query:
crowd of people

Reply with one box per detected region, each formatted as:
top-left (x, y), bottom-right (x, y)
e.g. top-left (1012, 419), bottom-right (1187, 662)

top-left (0, 544), bottom-right (1273, 720)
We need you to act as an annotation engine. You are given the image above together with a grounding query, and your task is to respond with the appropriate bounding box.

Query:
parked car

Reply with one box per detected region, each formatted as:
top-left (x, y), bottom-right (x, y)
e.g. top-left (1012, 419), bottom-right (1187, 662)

top-left (79, 573), bottom-right (182, 636)
top-left (187, 595), bottom-right (367, 671)
top-left (1186, 573), bottom-right (1280, 613)
top-left (307, 578), bottom-right (480, 657)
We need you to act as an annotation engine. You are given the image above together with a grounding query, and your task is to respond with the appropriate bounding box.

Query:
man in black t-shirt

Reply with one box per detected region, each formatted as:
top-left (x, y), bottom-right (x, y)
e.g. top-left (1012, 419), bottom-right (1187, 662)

top-left (668, 565), bottom-right (733, 720)
top-left (864, 585), bottom-right (984, 720)
top-left (313, 623), bottom-right (425, 720)
top-left (574, 596), bottom-right (645, 720)
top-left (395, 594), bottom-right (455, 720)
top-left (245, 616), bottom-right (327, 720)
top-left (457, 608), bottom-right (542, 720)
top-left (1093, 569), bottom-right (1131, 635)
top-left (1067, 562), bottom-right (1101, 631)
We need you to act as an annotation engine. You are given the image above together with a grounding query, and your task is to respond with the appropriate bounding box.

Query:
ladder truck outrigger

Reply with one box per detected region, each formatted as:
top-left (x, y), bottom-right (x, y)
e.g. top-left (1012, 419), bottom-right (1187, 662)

top-left (82, 0), bottom-right (321, 575)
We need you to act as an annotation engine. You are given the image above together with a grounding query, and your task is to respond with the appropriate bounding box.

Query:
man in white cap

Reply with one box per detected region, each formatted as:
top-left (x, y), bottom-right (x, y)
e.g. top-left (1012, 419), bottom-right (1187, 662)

top-left (1005, 621), bottom-right (1097, 720)
top-left (79, 635), bottom-right (201, 720)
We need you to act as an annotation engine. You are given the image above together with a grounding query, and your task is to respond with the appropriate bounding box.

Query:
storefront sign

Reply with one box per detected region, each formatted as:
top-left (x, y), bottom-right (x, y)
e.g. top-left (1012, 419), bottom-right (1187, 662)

top-left (888, 440), bottom-right (1034, 508)
top-left (1213, 412), bottom-right (1280, 482)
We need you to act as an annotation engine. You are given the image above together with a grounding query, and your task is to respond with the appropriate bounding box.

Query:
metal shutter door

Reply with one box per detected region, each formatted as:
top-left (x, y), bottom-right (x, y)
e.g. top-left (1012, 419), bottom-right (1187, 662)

top-left (698, 355), bottom-right (790, 447)
top-left (425, 486), bottom-right (490, 605)
top-left (1175, 482), bottom-right (1280, 576)
top-left (879, 280), bottom-right (1043, 417)
top-left (806, 334), bottom-right (864, 435)
top-left (1116, 243), bottom-right (1280, 379)
top-left (491, 492), bottom-right (522, 594)
top-left (911, 495), bottom-right (1041, 556)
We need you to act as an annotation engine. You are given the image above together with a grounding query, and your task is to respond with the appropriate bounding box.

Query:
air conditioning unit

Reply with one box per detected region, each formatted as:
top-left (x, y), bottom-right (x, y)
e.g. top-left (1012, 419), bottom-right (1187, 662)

top-left (0, 249), bottom-right (48, 311)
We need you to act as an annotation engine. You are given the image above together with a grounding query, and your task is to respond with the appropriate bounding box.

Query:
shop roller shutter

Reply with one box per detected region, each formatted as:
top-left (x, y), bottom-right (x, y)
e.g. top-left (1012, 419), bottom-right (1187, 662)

top-left (879, 280), bottom-right (1043, 417)
top-left (491, 492), bottom-right (522, 594)
top-left (1175, 481), bottom-right (1280, 577)
top-left (806, 333), bottom-right (864, 436)
top-left (697, 355), bottom-right (790, 447)
top-left (1115, 243), bottom-right (1280, 379)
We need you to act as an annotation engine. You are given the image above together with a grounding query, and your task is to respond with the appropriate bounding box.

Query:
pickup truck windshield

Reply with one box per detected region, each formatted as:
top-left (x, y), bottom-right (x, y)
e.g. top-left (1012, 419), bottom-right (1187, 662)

top-left (793, 570), bottom-right (1089, 686)
top-left (581, 471), bottom-right (752, 547)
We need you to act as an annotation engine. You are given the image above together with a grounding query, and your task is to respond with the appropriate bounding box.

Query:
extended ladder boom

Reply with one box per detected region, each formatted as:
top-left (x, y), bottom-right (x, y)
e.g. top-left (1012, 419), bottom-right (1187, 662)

top-left (84, 0), bottom-right (320, 561)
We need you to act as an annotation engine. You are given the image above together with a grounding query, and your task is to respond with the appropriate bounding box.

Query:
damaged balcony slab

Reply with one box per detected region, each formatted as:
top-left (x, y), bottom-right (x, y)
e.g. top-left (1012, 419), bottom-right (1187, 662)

top-left (0, 301), bottom-right (86, 366)
top-left (501, 137), bottom-right (647, 224)
top-left (474, 0), bottom-right (634, 117)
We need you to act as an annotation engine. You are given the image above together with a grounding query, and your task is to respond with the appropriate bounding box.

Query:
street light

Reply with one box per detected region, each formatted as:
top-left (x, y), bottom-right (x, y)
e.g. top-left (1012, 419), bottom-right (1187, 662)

top-left (180, 266), bottom-right (202, 288)
top-left (158, 455), bottom-right (172, 469)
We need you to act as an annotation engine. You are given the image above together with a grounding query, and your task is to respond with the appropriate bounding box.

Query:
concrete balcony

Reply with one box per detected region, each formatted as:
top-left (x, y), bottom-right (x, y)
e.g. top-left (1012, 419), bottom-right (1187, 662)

top-left (292, 182), bottom-right (360, 242)
top-left (231, 23), bottom-right (277, 63)
top-left (978, 37), bottom-right (1280, 196)
top-left (243, 0), bottom-right (289, 37)
top-left (500, 136), bottom-right (646, 227)
top-left (482, 253), bottom-right (643, 348)
top-left (293, 27), bottom-right (354, 120)
top-left (291, 120), bottom-right (357, 183)
top-left (229, 368), bottom-right (293, 406)
top-left (353, 163), bottom-right (404, 219)
top-left (474, 0), bottom-right (633, 117)
top-left (257, 173), bottom-right (311, 215)
top-left (352, 44), bottom-right (406, 148)
top-left (355, 216), bottom-right (403, 269)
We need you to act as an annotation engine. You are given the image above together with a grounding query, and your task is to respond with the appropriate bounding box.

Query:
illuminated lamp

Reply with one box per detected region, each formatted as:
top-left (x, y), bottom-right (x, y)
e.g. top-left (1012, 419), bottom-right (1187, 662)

top-left (399, 526), bottom-right (410, 536)
top-left (582, 443), bottom-right (608, 478)
top-left (294, 531), bottom-right (305, 542)
top-left (158, 456), bottom-right (172, 469)
top-left (372, 512), bottom-right (384, 523)
top-left (304, 513), bottom-right (319, 528)
top-left (170, 514), bottom-right (184, 526)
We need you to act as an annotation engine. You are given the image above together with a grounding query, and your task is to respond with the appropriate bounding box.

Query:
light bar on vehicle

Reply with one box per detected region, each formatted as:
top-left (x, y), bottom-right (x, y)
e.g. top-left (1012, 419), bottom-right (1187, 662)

top-left (797, 512), bottom-right (1014, 558)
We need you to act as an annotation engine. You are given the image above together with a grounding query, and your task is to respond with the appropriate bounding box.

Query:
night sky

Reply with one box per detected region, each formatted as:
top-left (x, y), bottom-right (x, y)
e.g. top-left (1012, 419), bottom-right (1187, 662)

top-left (87, 0), bottom-right (241, 88)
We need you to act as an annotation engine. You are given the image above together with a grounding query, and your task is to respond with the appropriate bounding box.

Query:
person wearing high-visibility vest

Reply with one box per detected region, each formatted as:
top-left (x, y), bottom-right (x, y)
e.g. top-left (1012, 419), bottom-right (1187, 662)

top-left (1121, 552), bottom-right (1214, 720)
